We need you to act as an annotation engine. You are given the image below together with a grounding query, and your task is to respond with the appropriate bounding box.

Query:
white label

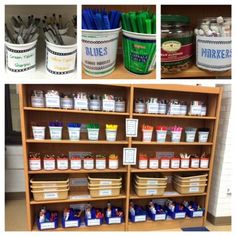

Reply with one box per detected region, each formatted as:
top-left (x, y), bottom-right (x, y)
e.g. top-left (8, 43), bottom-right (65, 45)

top-left (180, 159), bottom-right (189, 168)
top-left (61, 98), bottom-right (73, 109)
top-left (158, 104), bottom-right (166, 114)
top-left (100, 180), bottom-right (112, 185)
top-left (74, 98), bottom-right (88, 110)
top-left (146, 189), bottom-right (157, 195)
top-left (65, 220), bottom-right (79, 227)
top-left (6, 46), bottom-right (36, 72)
top-left (190, 178), bottom-right (200, 182)
top-left (123, 148), bottom-right (137, 165)
top-left (189, 186), bottom-right (200, 192)
top-left (29, 160), bottom-right (41, 170)
top-left (83, 160), bottom-right (94, 169)
top-left (174, 212), bottom-right (186, 219)
top-left (49, 127), bottom-right (62, 140)
top-left (186, 132), bottom-right (196, 142)
top-left (88, 129), bottom-right (99, 140)
top-left (191, 159), bottom-right (200, 168)
top-left (199, 132), bottom-right (209, 143)
top-left (171, 131), bottom-right (181, 142)
top-left (171, 159), bottom-right (180, 169)
top-left (108, 217), bottom-right (121, 224)
top-left (40, 222), bottom-right (55, 230)
top-left (96, 160), bottom-right (106, 169)
top-left (115, 101), bottom-right (125, 112)
top-left (126, 119), bottom-right (138, 137)
top-left (134, 215), bottom-right (146, 222)
top-left (154, 214), bottom-right (166, 221)
top-left (189, 182), bottom-right (200, 186)
top-left (70, 159), bottom-right (82, 169)
top-left (32, 128), bottom-right (45, 140)
top-left (31, 97), bottom-right (44, 107)
top-left (87, 219), bottom-right (101, 226)
top-left (139, 160), bottom-right (148, 169)
top-left (102, 99), bottom-right (115, 111)
top-left (169, 104), bottom-right (181, 115)
top-left (161, 159), bottom-right (170, 169)
top-left (196, 36), bottom-right (231, 71)
top-left (99, 189), bottom-right (112, 196)
top-left (156, 131), bottom-right (167, 142)
top-left (147, 103), bottom-right (159, 114)
top-left (193, 211), bottom-right (203, 217)
top-left (44, 192), bottom-right (58, 199)
top-left (57, 159), bottom-right (68, 170)
top-left (149, 160), bottom-right (159, 169)
top-left (47, 47), bottom-right (76, 74)
top-left (44, 160), bottom-right (55, 170)
top-left (147, 180), bottom-right (158, 185)
top-left (142, 130), bottom-right (153, 142)
top-left (190, 105), bottom-right (202, 115)
top-left (109, 160), bottom-right (118, 169)
top-left (45, 95), bottom-right (60, 108)
top-left (200, 159), bottom-right (209, 168)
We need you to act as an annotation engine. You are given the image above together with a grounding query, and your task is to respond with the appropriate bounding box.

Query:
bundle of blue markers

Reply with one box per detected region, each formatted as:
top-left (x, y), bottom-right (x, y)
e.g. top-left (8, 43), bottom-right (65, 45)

top-left (82, 8), bottom-right (121, 30)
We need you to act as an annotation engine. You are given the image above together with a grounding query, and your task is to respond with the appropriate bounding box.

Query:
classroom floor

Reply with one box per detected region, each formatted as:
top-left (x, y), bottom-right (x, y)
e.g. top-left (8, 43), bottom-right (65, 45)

top-left (5, 199), bottom-right (231, 231)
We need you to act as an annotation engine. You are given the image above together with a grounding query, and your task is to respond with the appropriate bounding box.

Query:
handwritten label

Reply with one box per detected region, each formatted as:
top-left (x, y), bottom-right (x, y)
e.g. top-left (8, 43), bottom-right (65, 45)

top-left (40, 222), bottom-right (55, 230)
top-left (123, 148), bottom-right (137, 165)
top-left (126, 119), bottom-right (138, 137)
top-left (44, 192), bottom-right (58, 199)
top-left (29, 160), bottom-right (41, 170)
top-left (65, 220), bottom-right (79, 227)
top-left (102, 99), bottom-right (115, 111)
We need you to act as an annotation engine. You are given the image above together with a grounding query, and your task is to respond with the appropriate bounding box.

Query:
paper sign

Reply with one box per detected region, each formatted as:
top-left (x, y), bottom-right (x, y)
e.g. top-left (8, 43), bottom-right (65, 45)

top-left (123, 148), bottom-right (137, 165)
top-left (126, 119), bottom-right (138, 137)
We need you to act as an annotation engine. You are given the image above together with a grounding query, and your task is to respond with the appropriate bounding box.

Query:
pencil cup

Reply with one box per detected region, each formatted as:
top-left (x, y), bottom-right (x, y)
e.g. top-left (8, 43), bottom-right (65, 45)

top-left (82, 27), bottom-right (121, 77)
top-left (5, 40), bottom-right (37, 75)
top-left (122, 30), bottom-right (156, 74)
top-left (45, 36), bottom-right (77, 76)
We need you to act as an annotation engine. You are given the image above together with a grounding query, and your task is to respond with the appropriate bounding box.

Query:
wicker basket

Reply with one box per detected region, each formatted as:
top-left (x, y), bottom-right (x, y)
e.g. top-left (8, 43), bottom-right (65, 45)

top-left (135, 174), bottom-right (167, 185)
top-left (88, 175), bottom-right (122, 185)
top-left (30, 176), bottom-right (69, 187)
top-left (174, 173), bottom-right (208, 183)
top-left (31, 187), bottom-right (69, 201)
top-left (88, 185), bottom-right (122, 197)
top-left (173, 181), bottom-right (207, 194)
top-left (134, 184), bottom-right (166, 196)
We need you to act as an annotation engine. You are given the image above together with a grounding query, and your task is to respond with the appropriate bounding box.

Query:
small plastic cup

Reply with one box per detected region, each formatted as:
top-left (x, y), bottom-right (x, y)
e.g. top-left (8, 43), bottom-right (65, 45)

top-left (49, 126), bottom-right (63, 140)
top-left (106, 129), bottom-right (117, 142)
top-left (32, 126), bottom-right (46, 140)
top-left (171, 131), bottom-right (182, 143)
top-left (68, 127), bottom-right (81, 140)
top-left (87, 128), bottom-right (99, 141)
top-left (142, 130), bottom-right (153, 142)
top-left (156, 130), bottom-right (167, 142)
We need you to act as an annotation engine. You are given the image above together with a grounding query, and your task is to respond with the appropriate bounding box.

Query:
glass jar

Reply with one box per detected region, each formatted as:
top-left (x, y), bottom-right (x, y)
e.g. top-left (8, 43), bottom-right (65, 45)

top-left (31, 90), bottom-right (45, 108)
top-left (61, 94), bottom-right (73, 109)
top-left (161, 15), bottom-right (193, 73)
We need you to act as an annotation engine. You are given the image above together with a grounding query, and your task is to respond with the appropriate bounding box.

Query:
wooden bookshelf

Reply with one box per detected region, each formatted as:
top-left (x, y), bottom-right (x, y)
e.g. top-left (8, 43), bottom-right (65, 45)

top-left (19, 84), bottom-right (222, 231)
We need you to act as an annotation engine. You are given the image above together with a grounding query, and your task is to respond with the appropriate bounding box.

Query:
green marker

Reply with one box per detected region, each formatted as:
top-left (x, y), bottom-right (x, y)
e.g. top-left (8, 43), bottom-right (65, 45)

top-left (124, 13), bottom-right (132, 32)
top-left (121, 13), bottom-right (127, 30)
top-left (137, 14), bottom-right (144, 33)
top-left (152, 15), bottom-right (156, 34)
top-left (146, 19), bottom-right (152, 34)
top-left (129, 12), bottom-right (138, 32)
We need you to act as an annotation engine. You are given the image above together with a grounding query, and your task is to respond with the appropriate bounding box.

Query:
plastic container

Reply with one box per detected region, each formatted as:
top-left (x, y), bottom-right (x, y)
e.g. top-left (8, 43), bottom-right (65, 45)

top-left (166, 208), bottom-right (186, 219)
top-left (146, 101), bottom-right (159, 114)
top-left (32, 126), bottom-right (46, 140)
top-left (37, 217), bottom-right (58, 230)
top-left (49, 126), bottom-right (63, 140)
top-left (74, 97), bottom-right (88, 110)
top-left (122, 30), bottom-right (156, 74)
top-left (134, 184), bottom-right (166, 196)
top-left (62, 217), bottom-right (81, 228)
top-left (173, 181), bottom-right (207, 194)
top-left (82, 28), bottom-right (121, 77)
top-left (200, 158), bottom-right (209, 169)
top-left (29, 158), bottom-right (41, 171)
top-left (31, 184), bottom-right (68, 191)
top-left (102, 99), bottom-right (115, 112)
top-left (185, 130), bottom-right (196, 142)
top-left (134, 101), bottom-right (145, 113)
top-left (138, 156), bottom-right (148, 169)
top-left (31, 90), bottom-right (45, 108)
top-left (185, 207), bottom-right (205, 218)
top-left (61, 96), bottom-right (73, 109)
top-left (5, 40), bottom-right (37, 75)
top-left (43, 158), bottom-right (56, 171)
top-left (45, 36), bottom-right (77, 76)
top-left (129, 214), bottom-right (147, 223)
top-left (30, 176), bottom-right (69, 187)
top-left (88, 175), bottom-right (122, 185)
top-left (149, 158), bottom-right (159, 169)
top-left (87, 128), bottom-right (99, 141)
top-left (115, 99), bottom-right (125, 112)
top-left (135, 174), bottom-right (167, 185)
top-left (95, 158), bottom-right (106, 170)
top-left (109, 158), bottom-right (119, 169)
top-left (171, 130), bottom-right (182, 142)
top-left (156, 130), bottom-right (167, 142)
top-left (83, 158), bottom-right (94, 170)
top-left (190, 157), bottom-right (200, 168)
top-left (180, 158), bottom-right (190, 168)
top-left (170, 157), bottom-right (180, 169)
top-left (198, 131), bottom-right (209, 143)
top-left (106, 129), bottom-right (117, 141)
top-left (142, 129), bottom-right (153, 142)
top-left (70, 157), bottom-right (82, 170)
top-left (89, 99), bottom-right (101, 111)
top-left (174, 173), bottom-right (208, 184)
top-left (68, 127), bottom-right (81, 140)
top-left (57, 158), bottom-right (69, 170)
top-left (88, 185), bottom-right (121, 197)
top-left (160, 157), bottom-right (170, 169)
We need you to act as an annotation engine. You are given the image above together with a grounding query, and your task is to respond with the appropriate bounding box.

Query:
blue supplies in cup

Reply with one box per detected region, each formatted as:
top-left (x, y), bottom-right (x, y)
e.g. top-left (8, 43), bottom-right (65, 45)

top-left (37, 207), bottom-right (58, 230)
top-left (183, 201), bottom-right (205, 218)
top-left (146, 201), bottom-right (167, 221)
top-left (105, 202), bottom-right (124, 224)
top-left (165, 200), bottom-right (186, 219)
top-left (62, 208), bottom-right (81, 228)
top-left (129, 202), bottom-right (147, 222)
top-left (84, 205), bottom-right (104, 226)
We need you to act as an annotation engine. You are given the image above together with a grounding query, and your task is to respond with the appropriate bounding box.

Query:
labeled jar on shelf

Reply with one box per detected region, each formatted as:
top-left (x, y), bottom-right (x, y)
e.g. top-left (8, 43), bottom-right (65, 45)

top-left (87, 124), bottom-right (100, 141)
top-left (142, 125), bottom-right (153, 142)
top-left (189, 101), bottom-right (203, 116)
top-left (168, 100), bottom-right (181, 115)
top-left (115, 97), bottom-right (125, 112)
top-left (61, 94), bottom-right (73, 109)
top-left (43, 154), bottom-right (56, 171)
top-left (134, 99), bottom-right (145, 113)
top-left (180, 154), bottom-right (190, 168)
top-left (170, 157), bottom-right (180, 169)
top-left (45, 90), bottom-right (61, 108)
top-left (106, 124), bottom-right (118, 142)
top-left (200, 155), bottom-right (209, 169)
top-left (198, 128), bottom-right (210, 143)
top-left (156, 126), bottom-right (167, 142)
top-left (32, 124), bottom-right (46, 140)
top-left (95, 155), bottom-right (106, 170)
top-left (146, 98), bottom-right (159, 114)
top-left (31, 90), bottom-right (45, 108)
top-left (67, 123), bottom-right (81, 140)
top-left (70, 156), bottom-right (82, 170)
top-left (160, 157), bottom-right (170, 169)
top-left (138, 154), bottom-right (148, 169)
top-left (149, 157), bottom-right (159, 169)
top-left (74, 92), bottom-right (88, 110)
top-left (158, 100), bottom-right (167, 114)
top-left (161, 15), bottom-right (193, 73)
top-left (190, 155), bottom-right (200, 168)
top-left (57, 154), bottom-right (69, 170)
top-left (102, 94), bottom-right (115, 112)
top-left (170, 126), bottom-right (183, 143)
top-left (49, 121), bottom-right (63, 140)
top-left (83, 155), bottom-right (94, 170)
top-left (185, 127), bottom-right (197, 142)
top-left (89, 94), bottom-right (101, 111)
top-left (108, 154), bottom-right (119, 169)
top-left (180, 101), bottom-right (187, 115)
top-left (29, 152), bottom-right (41, 171)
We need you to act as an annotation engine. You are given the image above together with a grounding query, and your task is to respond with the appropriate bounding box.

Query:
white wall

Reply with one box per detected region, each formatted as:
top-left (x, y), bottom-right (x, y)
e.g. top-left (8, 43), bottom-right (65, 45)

top-left (208, 85), bottom-right (232, 217)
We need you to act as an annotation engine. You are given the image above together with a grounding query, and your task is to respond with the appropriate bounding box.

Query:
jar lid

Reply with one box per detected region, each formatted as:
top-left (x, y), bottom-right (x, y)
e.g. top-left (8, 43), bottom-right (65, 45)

top-left (161, 15), bottom-right (190, 24)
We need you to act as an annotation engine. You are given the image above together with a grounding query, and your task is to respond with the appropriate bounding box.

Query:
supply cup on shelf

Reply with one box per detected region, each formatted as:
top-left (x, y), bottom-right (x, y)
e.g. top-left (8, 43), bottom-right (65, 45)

top-left (87, 124), bottom-right (100, 141)
top-left (67, 124), bottom-right (81, 140)
top-left (89, 96), bottom-right (101, 111)
top-left (149, 157), bottom-right (159, 169)
top-left (32, 126), bottom-right (46, 140)
top-left (49, 122), bottom-right (63, 140)
top-left (83, 157), bottom-right (94, 169)
top-left (115, 98), bottom-right (125, 112)
top-left (108, 154), bottom-right (119, 169)
top-left (106, 129), bottom-right (117, 142)
top-left (122, 30), bottom-right (156, 74)
top-left (138, 154), bottom-right (148, 169)
top-left (45, 36), bottom-right (77, 76)
top-left (156, 126), bottom-right (167, 142)
top-left (171, 131), bottom-right (182, 143)
top-left (142, 129), bottom-right (153, 142)
top-left (198, 128), bottom-right (210, 143)
top-left (82, 27), bottom-right (121, 77)
top-left (5, 40), bottom-right (37, 75)
top-left (185, 128), bottom-right (197, 142)
top-left (70, 157), bottom-right (82, 170)
top-left (95, 155), bottom-right (106, 170)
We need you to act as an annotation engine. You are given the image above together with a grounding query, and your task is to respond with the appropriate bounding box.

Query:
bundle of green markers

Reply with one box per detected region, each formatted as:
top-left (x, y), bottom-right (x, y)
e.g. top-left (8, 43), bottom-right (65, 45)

top-left (121, 10), bottom-right (156, 34)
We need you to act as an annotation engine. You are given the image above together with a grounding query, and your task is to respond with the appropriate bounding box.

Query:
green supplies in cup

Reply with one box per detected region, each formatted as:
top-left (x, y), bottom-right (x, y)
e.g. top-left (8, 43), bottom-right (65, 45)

top-left (121, 11), bottom-right (156, 74)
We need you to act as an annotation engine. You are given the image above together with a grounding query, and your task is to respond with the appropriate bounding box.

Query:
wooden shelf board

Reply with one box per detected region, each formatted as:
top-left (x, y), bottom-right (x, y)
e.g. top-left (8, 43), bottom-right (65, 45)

top-left (161, 65), bottom-right (231, 79)
top-left (130, 191), bottom-right (207, 200)
top-left (131, 168), bottom-right (210, 173)
top-left (29, 167), bottom-right (128, 174)
top-left (26, 139), bottom-right (128, 144)
top-left (30, 192), bottom-right (126, 205)
top-left (33, 222), bottom-right (125, 231)
top-left (133, 113), bottom-right (216, 120)
top-left (24, 107), bottom-right (129, 116)
top-left (128, 217), bottom-right (204, 231)
top-left (82, 54), bottom-right (156, 80)
top-left (132, 141), bottom-right (213, 146)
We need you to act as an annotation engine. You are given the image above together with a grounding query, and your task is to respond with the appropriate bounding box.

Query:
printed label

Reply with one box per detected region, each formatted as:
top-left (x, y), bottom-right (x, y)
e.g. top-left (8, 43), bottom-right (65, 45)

top-left (88, 130), bottom-right (99, 140)
top-left (146, 189), bottom-right (157, 195)
top-left (108, 217), bottom-right (121, 224)
top-left (161, 159), bottom-right (170, 169)
top-left (174, 212), bottom-right (186, 219)
top-left (87, 219), bottom-right (100, 226)
top-left (147, 103), bottom-right (159, 114)
top-left (189, 186), bottom-right (200, 192)
top-left (169, 104), bottom-right (181, 115)
top-left (31, 97), bottom-right (44, 107)
top-left (99, 189), bottom-right (112, 196)
top-left (134, 215), bottom-right (146, 222)
top-left (147, 180), bottom-right (158, 185)
top-left (40, 222), bottom-right (55, 230)
top-left (45, 96), bottom-right (60, 108)
top-left (70, 160), bottom-right (82, 169)
top-left (193, 211), bottom-right (204, 218)
top-left (200, 159), bottom-right (209, 168)
top-left (180, 159), bottom-right (189, 168)
top-left (149, 160), bottom-right (159, 169)
top-left (196, 36), bottom-right (231, 71)
top-left (32, 129), bottom-right (45, 140)
top-left (68, 129), bottom-right (80, 140)
top-left (49, 128), bottom-right (62, 140)
top-left (61, 99), bottom-right (73, 109)
top-left (44, 192), bottom-right (58, 199)
top-left (65, 220), bottom-right (79, 227)
top-left (102, 99), bottom-right (115, 111)
top-left (156, 131), bottom-right (167, 142)
top-left (154, 214), bottom-right (166, 221)
top-left (57, 160), bottom-right (68, 170)
top-left (29, 160), bottom-right (41, 170)
top-left (44, 160), bottom-right (55, 170)
top-left (180, 105), bottom-right (187, 115)
top-left (74, 99), bottom-right (88, 110)
top-left (100, 180), bottom-right (112, 185)
top-left (199, 133), bottom-right (209, 143)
